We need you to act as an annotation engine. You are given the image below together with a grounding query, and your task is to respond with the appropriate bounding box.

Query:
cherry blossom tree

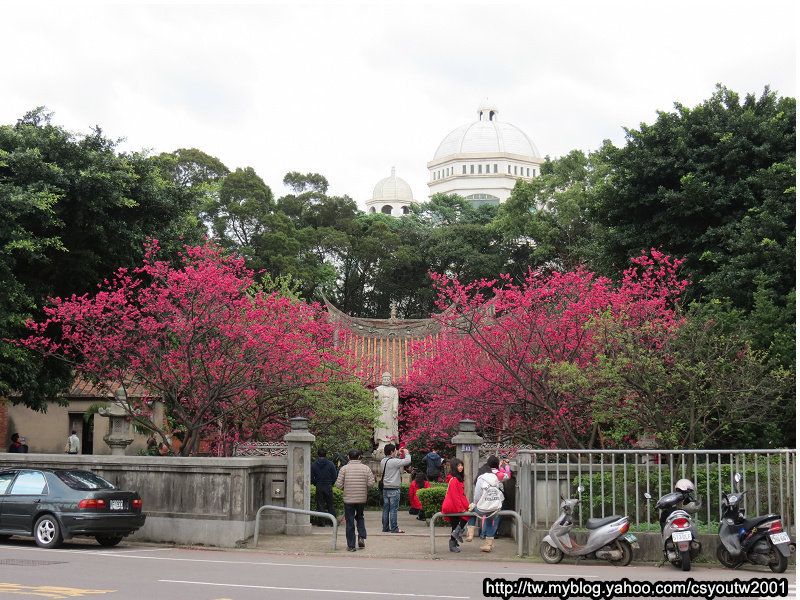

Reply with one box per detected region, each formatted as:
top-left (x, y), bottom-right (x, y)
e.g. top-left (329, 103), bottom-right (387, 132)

top-left (19, 239), bottom-right (357, 455)
top-left (402, 251), bottom-right (690, 449)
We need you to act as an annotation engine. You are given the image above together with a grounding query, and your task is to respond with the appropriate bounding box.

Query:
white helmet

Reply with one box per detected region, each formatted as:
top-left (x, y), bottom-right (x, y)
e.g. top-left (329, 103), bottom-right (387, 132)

top-left (675, 478), bottom-right (695, 492)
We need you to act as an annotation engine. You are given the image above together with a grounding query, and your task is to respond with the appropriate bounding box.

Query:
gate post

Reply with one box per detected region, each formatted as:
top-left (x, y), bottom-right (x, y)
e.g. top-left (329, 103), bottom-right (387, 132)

top-left (451, 419), bottom-right (483, 502)
top-left (516, 449), bottom-right (533, 555)
top-left (283, 416), bottom-right (315, 535)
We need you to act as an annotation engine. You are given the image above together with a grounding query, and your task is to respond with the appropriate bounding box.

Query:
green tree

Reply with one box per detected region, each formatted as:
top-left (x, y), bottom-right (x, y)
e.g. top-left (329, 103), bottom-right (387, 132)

top-left (594, 85), bottom-right (795, 312)
top-left (495, 150), bottom-right (607, 273)
top-left (0, 108), bottom-right (201, 409)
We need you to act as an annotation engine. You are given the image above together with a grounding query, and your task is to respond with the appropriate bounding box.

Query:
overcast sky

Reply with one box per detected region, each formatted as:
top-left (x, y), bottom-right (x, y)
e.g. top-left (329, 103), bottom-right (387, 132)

top-left (1, 1), bottom-right (796, 209)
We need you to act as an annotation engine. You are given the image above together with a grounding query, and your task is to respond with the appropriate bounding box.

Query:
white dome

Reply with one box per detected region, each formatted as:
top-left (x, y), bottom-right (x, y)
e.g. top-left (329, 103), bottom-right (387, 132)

top-left (372, 167), bottom-right (413, 202)
top-left (433, 103), bottom-right (540, 160)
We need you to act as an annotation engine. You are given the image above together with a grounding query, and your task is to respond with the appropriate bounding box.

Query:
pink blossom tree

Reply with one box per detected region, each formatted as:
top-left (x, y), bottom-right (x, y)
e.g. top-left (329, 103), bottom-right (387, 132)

top-left (402, 251), bottom-right (690, 449)
top-left (19, 240), bottom-right (357, 455)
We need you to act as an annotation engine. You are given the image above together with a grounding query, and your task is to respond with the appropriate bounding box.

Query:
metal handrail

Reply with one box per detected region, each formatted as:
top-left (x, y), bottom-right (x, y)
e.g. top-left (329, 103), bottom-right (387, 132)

top-left (429, 510), bottom-right (523, 557)
top-left (254, 505), bottom-right (338, 550)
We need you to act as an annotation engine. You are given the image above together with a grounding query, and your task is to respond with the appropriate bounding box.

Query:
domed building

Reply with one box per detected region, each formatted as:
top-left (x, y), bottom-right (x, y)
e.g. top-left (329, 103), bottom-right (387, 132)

top-left (427, 101), bottom-right (543, 206)
top-left (366, 167), bottom-right (415, 216)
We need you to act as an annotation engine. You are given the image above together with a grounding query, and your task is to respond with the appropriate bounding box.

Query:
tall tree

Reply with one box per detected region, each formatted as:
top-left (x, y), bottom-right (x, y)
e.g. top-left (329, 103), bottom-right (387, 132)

top-left (594, 85), bottom-right (795, 311)
top-left (0, 108), bottom-right (201, 409)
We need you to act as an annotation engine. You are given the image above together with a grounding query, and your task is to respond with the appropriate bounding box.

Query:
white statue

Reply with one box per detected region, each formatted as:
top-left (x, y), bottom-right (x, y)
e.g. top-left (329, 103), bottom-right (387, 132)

top-left (373, 371), bottom-right (399, 456)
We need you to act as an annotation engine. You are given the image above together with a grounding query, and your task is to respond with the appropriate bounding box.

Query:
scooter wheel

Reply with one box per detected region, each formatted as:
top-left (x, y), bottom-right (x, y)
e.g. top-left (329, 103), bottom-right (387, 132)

top-left (539, 542), bottom-right (564, 564)
top-left (680, 550), bottom-right (691, 571)
top-left (716, 544), bottom-right (743, 569)
top-left (609, 539), bottom-right (633, 566)
top-left (769, 548), bottom-right (788, 573)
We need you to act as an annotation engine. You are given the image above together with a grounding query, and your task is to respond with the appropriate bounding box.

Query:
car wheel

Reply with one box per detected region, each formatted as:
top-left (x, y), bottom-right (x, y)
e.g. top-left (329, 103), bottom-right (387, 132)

top-left (0, 534), bottom-right (11, 542)
top-left (95, 535), bottom-right (123, 547)
top-left (34, 514), bottom-right (63, 549)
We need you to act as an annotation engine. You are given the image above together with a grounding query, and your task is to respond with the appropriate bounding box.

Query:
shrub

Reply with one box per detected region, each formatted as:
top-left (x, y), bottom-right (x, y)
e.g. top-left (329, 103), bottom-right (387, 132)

top-left (310, 485), bottom-right (344, 524)
top-left (417, 483), bottom-right (448, 526)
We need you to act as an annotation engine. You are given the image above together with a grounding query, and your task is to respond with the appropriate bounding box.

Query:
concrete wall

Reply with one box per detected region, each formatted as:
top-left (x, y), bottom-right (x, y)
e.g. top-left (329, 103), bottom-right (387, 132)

top-left (0, 453), bottom-right (288, 547)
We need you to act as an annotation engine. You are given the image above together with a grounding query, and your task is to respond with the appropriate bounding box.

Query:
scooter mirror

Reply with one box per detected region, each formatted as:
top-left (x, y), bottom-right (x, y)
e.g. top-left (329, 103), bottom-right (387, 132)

top-left (577, 485), bottom-right (585, 493)
top-left (734, 472), bottom-right (741, 483)
top-left (643, 492), bottom-right (652, 499)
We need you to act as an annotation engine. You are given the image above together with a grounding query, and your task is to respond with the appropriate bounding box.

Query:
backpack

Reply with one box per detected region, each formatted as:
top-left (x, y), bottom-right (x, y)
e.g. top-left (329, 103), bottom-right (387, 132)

top-left (475, 472), bottom-right (504, 513)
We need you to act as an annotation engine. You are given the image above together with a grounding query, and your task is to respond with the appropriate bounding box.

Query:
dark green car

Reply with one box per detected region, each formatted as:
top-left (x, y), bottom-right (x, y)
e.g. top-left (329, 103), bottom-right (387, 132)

top-left (0, 468), bottom-right (145, 548)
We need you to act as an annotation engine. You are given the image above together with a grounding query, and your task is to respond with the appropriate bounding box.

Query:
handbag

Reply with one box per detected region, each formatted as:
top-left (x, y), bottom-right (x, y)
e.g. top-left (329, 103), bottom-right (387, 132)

top-left (378, 459), bottom-right (388, 492)
top-left (64, 441), bottom-right (70, 453)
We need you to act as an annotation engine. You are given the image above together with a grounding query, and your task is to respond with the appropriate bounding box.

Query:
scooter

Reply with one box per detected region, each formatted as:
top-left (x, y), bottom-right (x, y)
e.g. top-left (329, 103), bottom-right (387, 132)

top-left (540, 486), bottom-right (639, 565)
top-left (645, 485), bottom-right (702, 571)
top-left (717, 473), bottom-right (794, 573)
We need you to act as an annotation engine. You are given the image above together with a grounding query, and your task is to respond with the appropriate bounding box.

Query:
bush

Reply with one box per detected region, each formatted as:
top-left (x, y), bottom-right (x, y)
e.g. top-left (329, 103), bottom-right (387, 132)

top-left (310, 485), bottom-right (344, 523)
top-left (417, 483), bottom-right (448, 526)
top-left (367, 483), bottom-right (413, 508)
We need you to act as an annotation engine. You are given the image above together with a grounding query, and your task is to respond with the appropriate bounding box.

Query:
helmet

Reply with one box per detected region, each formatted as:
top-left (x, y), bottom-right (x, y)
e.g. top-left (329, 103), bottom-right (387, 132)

top-left (675, 478), bottom-right (695, 492)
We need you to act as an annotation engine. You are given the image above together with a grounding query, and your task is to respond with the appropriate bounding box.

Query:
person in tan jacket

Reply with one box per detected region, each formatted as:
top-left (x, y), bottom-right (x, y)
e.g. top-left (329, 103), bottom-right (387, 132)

top-left (335, 448), bottom-right (375, 552)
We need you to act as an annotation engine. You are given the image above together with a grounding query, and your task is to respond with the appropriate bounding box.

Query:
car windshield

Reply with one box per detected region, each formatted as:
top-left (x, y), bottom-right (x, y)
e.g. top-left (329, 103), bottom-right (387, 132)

top-left (55, 470), bottom-right (116, 490)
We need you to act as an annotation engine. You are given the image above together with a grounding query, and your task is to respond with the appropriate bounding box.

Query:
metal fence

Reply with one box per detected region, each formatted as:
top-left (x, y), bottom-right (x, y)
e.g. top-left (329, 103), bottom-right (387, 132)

top-left (523, 449), bottom-right (795, 534)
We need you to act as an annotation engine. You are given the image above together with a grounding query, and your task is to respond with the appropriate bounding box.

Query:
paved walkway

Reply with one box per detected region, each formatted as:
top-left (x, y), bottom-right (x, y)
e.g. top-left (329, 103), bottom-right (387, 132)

top-left (249, 509), bottom-right (524, 562)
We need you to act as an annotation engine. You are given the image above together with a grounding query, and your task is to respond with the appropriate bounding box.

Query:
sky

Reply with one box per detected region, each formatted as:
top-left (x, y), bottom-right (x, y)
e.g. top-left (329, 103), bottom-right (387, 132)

top-left (1, 1), bottom-right (796, 209)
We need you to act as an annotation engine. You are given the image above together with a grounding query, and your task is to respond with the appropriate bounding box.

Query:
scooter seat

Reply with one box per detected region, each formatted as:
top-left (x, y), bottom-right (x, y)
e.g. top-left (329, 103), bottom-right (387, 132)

top-left (586, 515), bottom-right (623, 530)
top-left (740, 514), bottom-right (780, 531)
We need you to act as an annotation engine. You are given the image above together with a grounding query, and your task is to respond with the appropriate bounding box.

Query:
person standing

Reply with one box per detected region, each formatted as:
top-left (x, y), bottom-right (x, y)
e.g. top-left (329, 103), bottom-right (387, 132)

top-left (67, 430), bottom-right (80, 454)
top-left (422, 450), bottom-right (444, 482)
top-left (335, 448), bottom-right (375, 552)
top-left (380, 443), bottom-right (411, 533)
top-left (311, 448), bottom-right (338, 526)
top-left (441, 457), bottom-right (470, 552)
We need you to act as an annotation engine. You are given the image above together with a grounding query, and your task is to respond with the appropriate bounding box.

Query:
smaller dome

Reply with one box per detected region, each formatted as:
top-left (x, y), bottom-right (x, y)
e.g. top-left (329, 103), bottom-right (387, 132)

top-left (372, 167), bottom-right (413, 202)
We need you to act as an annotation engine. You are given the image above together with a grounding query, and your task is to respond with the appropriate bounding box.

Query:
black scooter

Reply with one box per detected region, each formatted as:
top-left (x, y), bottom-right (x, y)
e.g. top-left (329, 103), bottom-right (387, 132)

top-left (717, 473), bottom-right (795, 573)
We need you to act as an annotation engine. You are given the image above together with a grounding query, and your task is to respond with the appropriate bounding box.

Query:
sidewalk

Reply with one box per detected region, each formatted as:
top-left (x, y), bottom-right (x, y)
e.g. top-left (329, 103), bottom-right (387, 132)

top-left (248, 509), bottom-right (525, 562)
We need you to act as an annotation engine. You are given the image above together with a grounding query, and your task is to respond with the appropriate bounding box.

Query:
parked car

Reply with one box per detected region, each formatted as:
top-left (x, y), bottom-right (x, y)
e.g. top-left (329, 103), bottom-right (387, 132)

top-left (0, 468), bottom-right (145, 548)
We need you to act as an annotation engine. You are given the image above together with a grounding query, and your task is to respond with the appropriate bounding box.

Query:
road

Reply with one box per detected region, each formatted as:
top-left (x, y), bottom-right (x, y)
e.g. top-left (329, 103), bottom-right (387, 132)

top-left (0, 538), bottom-right (794, 600)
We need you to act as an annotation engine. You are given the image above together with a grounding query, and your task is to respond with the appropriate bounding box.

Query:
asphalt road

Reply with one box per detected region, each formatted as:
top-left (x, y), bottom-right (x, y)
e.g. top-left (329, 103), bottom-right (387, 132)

top-left (0, 538), bottom-right (794, 600)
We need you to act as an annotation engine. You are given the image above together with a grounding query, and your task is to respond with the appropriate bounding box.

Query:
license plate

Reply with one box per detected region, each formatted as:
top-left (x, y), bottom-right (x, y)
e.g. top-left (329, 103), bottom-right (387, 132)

top-left (624, 533), bottom-right (640, 549)
top-left (770, 531), bottom-right (791, 544)
top-left (672, 530), bottom-right (692, 542)
top-left (110, 499), bottom-right (124, 510)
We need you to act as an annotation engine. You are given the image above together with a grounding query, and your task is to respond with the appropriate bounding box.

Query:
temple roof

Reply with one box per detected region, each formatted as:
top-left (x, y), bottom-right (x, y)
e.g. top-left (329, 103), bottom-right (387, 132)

top-left (323, 297), bottom-right (441, 384)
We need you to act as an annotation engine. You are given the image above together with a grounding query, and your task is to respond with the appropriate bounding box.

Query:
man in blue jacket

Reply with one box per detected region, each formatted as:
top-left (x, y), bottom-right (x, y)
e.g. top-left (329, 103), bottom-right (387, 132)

top-left (311, 448), bottom-right (338, 526)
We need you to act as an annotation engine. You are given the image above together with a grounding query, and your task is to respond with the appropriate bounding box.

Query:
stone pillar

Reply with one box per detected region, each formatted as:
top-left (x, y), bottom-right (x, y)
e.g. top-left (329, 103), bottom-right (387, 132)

top-left (451, 419), bottom-right (483, 502)
top-left (283, 416), bottom-right (315, 535)
top-left (516, 449), bottom-right (533, 554)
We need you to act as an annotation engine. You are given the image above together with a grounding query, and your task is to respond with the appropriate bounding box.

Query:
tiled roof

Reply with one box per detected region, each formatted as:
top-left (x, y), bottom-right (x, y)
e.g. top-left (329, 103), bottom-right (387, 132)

top-left (324, 297), bottom-right (441, 384)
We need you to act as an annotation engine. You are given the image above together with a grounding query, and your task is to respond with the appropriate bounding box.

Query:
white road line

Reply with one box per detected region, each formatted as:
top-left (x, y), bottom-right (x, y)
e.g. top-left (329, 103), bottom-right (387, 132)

top-left (160, 579), bottom-right (469, 598)
top-left (94, 552), bottom-right (593, 578)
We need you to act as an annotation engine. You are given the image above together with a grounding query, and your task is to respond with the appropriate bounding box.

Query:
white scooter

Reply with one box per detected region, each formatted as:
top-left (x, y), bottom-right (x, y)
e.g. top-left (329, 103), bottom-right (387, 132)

top-left (540, 486), bottom-right (639, 565)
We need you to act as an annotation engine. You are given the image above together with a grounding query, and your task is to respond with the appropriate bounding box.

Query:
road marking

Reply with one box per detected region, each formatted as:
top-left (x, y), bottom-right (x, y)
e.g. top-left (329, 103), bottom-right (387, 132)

top-left (0, 583), bottom-right (114, 598)
top-left (72, 550), bottom-right (597, 579)
top-left (161, 579), bottom-right (469, 598)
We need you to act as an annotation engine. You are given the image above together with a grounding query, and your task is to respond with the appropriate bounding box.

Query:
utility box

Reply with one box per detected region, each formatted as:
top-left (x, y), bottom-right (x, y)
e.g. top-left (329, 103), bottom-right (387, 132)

top-left (271, 479), bottom-right (285, 499)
